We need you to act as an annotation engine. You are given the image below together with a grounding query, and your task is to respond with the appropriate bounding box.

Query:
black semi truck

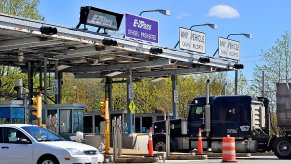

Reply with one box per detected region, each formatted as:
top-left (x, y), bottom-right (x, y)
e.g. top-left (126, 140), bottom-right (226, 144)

top-left (152, 82), bottom-right (291, 159)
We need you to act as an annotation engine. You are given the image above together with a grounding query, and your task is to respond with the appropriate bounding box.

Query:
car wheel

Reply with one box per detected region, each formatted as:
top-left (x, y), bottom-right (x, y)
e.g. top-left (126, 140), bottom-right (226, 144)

top-left (273, 137), bottom-right (291, 159)
top-left (38, 155), bottom-right (60, 164)
top-left (154, 140), bottom-right (166, 152)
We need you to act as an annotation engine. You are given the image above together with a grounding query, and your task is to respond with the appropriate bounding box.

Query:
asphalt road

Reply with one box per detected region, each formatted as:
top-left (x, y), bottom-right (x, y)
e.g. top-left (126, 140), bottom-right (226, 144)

top-left (162, 156), bottom-right (289, 163)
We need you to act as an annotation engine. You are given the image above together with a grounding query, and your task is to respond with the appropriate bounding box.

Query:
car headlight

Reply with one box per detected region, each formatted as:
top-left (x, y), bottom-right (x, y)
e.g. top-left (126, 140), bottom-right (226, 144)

top-left (66, 148), bottom-right (84, 155)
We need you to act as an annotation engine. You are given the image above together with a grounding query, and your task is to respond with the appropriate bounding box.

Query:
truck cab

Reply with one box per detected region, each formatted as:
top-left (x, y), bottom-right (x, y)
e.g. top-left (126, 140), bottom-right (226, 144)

top-left (153, 95), bottom-right (270, 153)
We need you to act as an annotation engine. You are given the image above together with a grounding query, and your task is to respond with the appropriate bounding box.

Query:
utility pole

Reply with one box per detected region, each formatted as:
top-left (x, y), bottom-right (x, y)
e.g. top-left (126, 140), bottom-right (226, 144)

top-left (285, 49), bottom-right (289, 82)
top-left (262, 71), bottom-right (265, 97)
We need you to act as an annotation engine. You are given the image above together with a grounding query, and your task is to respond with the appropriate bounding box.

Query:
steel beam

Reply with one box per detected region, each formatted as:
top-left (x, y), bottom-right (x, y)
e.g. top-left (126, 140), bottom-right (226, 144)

top-left (55, 46), bottom-right (117, 60)
top-left (44, 58), bottom-right (48, 104)
top-left (74, 66), bottom-right (215, 78)
top-left (0, 37), bottom-right (62, 52)
top-left (64, 59), bottom-right (171, 72)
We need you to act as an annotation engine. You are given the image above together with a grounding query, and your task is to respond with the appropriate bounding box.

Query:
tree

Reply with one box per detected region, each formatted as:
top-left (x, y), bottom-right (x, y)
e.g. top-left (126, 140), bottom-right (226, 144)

top-left (0, 66), bottom-right (27, 100)
top-left (0, 0), bottom-right (43, 20)
top-left (251, 32), bottom-right (291, 134)
top-left (0, 0), bottom-right (43, 100)
top-left (251, 32), bottom-right (291, 106)
top-left (62, 73), bottom-right (104, 112)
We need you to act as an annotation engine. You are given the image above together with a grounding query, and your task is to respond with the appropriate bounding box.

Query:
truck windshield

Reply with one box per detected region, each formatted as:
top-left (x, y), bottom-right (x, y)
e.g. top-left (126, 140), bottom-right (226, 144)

top-left (189, 105), bottom-right (204, 117)
top-left (22, 126), bottom-right (64, 142)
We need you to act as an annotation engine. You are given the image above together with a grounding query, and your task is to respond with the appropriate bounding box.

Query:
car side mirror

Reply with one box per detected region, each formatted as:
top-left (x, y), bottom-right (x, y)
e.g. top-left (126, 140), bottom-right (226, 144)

top-left (19, 138), bottom-right (31, 144)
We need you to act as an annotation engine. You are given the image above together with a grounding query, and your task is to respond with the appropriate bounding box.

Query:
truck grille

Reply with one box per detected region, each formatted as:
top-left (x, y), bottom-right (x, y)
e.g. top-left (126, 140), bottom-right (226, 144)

top-left (84, 150), bottom-right (97, 155)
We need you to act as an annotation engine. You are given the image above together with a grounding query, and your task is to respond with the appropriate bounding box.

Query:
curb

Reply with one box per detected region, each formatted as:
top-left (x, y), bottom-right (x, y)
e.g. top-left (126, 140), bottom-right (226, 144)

top-left (114, 157), bottom-right (158, 163)
top-left (207, 153), bottom-right (251, 158)
top-left (167, 154), bottom-right (207, 160)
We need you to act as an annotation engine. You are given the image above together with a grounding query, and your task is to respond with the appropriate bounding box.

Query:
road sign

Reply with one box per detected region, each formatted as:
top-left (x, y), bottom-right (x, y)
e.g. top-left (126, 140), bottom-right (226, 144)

top-left (179, 27), bottom-right (206, 54)
top-left (125, 13), bottom-right (159, 44)
top-left (218, 37), bottom-right (240, 60)
top-left (128, 84), bottom-right (134, 100)
top-left (52, 80), bottom-right (58, 95)
top-left (174, 90), bottom-right (179, 103)
top-left (129, 100), bottom-right (136, 114)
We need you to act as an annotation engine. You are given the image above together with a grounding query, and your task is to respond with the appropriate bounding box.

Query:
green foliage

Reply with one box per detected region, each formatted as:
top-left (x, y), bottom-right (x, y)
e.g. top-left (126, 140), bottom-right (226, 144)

top-left (0, 0), bottom-right (43, 20)
top-left (62, 73), bottom-right (104, 112)
top-left (112, 80), bottom-right (127, 111)
top-left (0, 66), bottom-right (27, 100)
top-left (0, 0), bottom-right (43, 99)
top-left (251, 32), bottom-right (291, 108)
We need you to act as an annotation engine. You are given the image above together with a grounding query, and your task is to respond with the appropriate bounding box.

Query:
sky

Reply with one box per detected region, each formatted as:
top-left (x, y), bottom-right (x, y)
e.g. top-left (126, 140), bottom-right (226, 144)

top-left (38, 0), bottom-right (291, 81)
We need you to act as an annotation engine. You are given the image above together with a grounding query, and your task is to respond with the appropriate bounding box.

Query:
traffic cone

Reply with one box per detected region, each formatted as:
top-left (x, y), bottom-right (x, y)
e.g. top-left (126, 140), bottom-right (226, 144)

top-left (197, 128), bottom-right (203, 154)
top-left (222, 135), bottom-right (236, 162)
top-left (148, 127), bottom-right (154, 157)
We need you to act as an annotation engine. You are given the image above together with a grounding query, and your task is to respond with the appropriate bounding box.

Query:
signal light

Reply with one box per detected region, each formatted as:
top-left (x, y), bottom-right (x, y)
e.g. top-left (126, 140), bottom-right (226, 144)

top-left (150, 48), bottom-right (163, 54)
top-left (198, 57), bottom-right (210, 63)
top-left (32, 96), bottom-right (42, 118)
top-left (32, 94), bottom-right (42, 126)
top-left (100, 101), bottom-right (105, 118)
top-left (234, 63), bottom-right (244, 69)
top-left (102, 38), bottom-right (117, 46)
top-left (40, 26), bottom-right (58, 35)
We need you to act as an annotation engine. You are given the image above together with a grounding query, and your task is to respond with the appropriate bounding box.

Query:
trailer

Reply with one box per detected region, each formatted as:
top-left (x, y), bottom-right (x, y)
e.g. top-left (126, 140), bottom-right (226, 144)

top-left (153, 83), bottom-right (291, 159)
top-left (272, 83), bottom-right (291, 159)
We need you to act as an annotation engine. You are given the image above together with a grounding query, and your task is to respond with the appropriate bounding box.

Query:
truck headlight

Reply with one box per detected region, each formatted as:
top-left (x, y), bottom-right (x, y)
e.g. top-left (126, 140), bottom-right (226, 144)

top-left (66, 148), bottom-right (84, 155)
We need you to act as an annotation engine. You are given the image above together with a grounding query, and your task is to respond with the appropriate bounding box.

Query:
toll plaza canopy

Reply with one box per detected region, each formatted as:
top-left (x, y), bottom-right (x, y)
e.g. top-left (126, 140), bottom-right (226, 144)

top-left (0, 13), bottom-right (237, 78)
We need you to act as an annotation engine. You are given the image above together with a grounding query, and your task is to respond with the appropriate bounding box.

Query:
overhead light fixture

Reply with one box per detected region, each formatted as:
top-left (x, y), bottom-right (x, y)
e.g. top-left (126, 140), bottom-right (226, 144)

top-left (40, 26), bottom-right (58, 35)
top-left (198, 57), bottom-right (210, 63)
top-left (227, 33), bottom-right (252, 39)
top-left (18, 51), bottom-right (24, 62)
top-left (86, 58), bottom-right (99, 65)
top-left (233, 63), bottom-right (244, 69)
top-left (163, 64), bottom-right (177, 70)
top-left (67, 46), bottom-right (77, 51)
top-left (58, 65), bottom-right (71, 71)
top-left (102, 38), bottom-right (118, 46)
top-left (135, 67), bottom-right (151, 72)
top-left (139, 9), bottom-right (171, 16)
top-left (99, 55), bottom-right (115, 61)
top-left (105, 71), bottom-right (123, 77)
top-left (150, 48), bottom-right (163, 54)
top-left (70, 58), bottom-right (87, 64)
top-left (76, 6), bottom-right (124, 30)
top-left (116, 56), bottom-right (132, 63)
top-left (151, 77), bottom-right (165, 82)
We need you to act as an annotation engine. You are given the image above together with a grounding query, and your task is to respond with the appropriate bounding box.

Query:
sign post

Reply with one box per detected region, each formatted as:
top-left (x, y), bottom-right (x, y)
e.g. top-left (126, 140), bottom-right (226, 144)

top-left (174, 90), bottom-right (179, 103)
top-left (179, 27), bottom-right (206, 54)
top-left (52, 80), bottom-right (58, 95)
top-left (125, 13), bottom-right (159, 44)
top-left (218, 37), bottom-right (240, 60)
top-left (128, 84), bottom-right (134, 100)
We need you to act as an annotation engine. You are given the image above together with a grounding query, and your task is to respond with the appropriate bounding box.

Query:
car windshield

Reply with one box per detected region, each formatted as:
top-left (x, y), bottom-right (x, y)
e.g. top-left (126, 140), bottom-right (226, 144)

top-left (22, 126), bottom-right (64, 142)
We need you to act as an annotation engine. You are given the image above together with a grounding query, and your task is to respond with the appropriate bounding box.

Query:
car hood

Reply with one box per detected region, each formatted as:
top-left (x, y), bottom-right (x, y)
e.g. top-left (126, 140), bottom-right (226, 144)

top-left (40, 141), bottom-right (97, 151)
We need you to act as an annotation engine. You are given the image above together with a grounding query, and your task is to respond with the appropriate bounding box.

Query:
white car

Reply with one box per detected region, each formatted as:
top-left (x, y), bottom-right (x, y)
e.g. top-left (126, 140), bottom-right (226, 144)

top-left (0, 124), bottom-right (104, 164)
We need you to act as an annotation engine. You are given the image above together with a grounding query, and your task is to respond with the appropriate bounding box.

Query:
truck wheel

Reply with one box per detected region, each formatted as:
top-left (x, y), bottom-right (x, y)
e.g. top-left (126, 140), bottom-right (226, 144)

top-left (154, 140), bottom-right (166, 152)
top-left (273, 137), bottom-right (291, 159)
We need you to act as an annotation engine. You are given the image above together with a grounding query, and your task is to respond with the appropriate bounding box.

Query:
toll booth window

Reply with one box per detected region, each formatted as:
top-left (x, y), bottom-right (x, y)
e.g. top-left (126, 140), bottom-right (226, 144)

top-left (59, 110), bottom-right (72, 133)
top-left (12, 107), bottom-right (25, 124)
top-left (47, 110), bottom-right (58, 133)
top-left (0, 107), bottom-right (10, 124)
top-left (72, 110), bottom-right (83, 133)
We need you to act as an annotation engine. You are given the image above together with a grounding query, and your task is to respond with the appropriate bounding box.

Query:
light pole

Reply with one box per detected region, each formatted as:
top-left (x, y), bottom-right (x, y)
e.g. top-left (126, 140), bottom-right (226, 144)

top-left (174, 23), bottom-right (217, 49)
top-left (226, 33), bottom-right (252, 95)
top-left (139, 9), bottom-right (170, 16)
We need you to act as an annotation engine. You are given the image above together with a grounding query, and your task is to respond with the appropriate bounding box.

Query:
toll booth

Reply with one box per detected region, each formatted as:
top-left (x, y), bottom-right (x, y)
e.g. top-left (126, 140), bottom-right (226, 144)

top-left (84, 110), bottom-right (171, 134)
top-left (0, 100), bottom-right (26, 124)
top-left (28, 103), bottom-right (85, 140)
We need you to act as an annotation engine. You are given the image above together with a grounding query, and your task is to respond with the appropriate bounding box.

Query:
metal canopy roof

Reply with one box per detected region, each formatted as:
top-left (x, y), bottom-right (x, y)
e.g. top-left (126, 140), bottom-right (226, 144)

top-left (0, 13), bottom-right (236, 79)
